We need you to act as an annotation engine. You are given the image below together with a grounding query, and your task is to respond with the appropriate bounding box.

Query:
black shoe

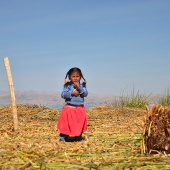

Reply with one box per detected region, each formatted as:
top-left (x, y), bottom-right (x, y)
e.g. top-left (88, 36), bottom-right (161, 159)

top-left (75, 136), bottom-right (84, 142)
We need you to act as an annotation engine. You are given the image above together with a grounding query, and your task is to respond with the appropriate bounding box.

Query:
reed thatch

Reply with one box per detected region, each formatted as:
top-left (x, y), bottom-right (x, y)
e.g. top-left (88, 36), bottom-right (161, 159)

top-left (1, 104), bottom-right (170, 169)
top-left (141, 104), bottom-right (170, 154)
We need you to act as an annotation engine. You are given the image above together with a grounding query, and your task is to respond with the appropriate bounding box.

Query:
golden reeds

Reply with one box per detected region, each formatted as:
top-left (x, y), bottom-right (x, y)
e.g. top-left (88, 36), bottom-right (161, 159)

top-left (141, 104), bottom-right (170, 154)
top-left (1, 105), bottom-right (170, 169)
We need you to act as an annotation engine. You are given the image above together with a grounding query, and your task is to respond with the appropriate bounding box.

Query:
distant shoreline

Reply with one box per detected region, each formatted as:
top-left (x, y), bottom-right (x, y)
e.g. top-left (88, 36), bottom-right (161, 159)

top-left (0, 90), bottom-right (162, 108)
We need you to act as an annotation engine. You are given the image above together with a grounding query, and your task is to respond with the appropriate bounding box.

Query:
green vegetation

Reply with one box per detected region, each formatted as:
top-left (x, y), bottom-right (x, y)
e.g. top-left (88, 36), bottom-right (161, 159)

top-left (159, 88), bottom-right (170, 107)
top-left (115, 89), bottom-right (150, 109)
top-left (114, 87), bottom-right (170, 109)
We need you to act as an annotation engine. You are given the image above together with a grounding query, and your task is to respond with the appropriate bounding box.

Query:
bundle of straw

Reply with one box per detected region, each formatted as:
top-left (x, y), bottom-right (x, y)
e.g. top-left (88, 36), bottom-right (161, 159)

top-left (141, 104), bottom-right (170, 154)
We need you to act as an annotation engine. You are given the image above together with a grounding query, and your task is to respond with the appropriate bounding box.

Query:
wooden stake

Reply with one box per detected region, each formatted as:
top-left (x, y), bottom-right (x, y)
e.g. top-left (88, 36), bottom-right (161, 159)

top-left (3, 57), bottom-right (18, 131)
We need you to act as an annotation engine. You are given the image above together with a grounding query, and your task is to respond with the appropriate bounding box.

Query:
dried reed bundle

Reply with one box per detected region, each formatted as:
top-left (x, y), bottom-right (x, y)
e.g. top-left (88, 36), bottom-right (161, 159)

top-left (141, 104), bottom-right (170, 154)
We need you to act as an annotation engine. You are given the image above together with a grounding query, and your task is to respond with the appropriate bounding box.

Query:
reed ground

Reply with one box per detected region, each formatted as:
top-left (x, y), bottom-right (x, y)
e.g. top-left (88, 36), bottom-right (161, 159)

top-left (0, 105), bottom-right (170, 170)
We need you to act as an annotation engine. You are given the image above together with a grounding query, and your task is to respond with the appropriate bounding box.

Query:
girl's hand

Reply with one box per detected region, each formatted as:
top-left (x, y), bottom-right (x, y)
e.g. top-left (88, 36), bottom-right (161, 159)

top-left (74, 82), bottom-right (80, 89)
top-left (71, 89), bottom-right (79, 97)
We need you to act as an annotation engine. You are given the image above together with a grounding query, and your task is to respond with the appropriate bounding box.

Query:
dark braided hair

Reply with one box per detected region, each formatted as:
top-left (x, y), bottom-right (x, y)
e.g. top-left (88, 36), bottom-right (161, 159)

top-left (64, 67), bottom-right (86, 86)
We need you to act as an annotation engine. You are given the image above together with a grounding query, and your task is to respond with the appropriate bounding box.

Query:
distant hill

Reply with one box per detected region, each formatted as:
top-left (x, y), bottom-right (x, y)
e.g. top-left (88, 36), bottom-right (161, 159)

top-left (0, 90), bottom-right (162, 106)
top-left (0, 91), bottom-right (117, 106)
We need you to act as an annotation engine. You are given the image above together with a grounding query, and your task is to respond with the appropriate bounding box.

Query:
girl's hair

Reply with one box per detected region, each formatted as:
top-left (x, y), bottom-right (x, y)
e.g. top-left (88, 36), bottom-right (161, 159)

top-left (64, 67), bottom-right (86, 86)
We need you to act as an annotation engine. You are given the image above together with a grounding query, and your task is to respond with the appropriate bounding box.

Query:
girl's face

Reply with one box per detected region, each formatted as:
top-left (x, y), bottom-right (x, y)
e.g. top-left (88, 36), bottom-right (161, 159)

top-left (69, 71), bottom-right (81, 83)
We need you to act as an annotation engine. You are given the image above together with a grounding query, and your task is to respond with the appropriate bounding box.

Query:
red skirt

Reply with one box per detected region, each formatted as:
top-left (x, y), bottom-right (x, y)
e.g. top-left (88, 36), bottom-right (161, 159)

top-left (57, 105), bottom-right (87, 136)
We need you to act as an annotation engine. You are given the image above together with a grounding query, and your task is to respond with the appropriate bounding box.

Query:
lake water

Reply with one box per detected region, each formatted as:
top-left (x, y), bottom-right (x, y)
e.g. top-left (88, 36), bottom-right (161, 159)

top-left (46, 104), bottom-right (99, 111)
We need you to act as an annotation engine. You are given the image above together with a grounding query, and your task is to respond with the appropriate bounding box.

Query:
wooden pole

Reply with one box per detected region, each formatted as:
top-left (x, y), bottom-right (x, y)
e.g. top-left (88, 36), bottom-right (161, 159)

top-left (3, 57), bottom-right (18, 131)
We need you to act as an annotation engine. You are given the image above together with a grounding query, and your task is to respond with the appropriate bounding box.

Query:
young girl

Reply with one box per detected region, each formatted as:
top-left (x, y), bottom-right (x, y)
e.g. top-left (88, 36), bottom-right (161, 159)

top-left (57, 67), bottom-right (88, 142)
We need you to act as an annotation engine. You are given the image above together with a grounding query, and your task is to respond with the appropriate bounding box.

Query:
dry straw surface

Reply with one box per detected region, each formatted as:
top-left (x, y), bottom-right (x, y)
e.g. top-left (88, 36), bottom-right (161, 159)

top-left (0, 105), bottom-right (170, 170)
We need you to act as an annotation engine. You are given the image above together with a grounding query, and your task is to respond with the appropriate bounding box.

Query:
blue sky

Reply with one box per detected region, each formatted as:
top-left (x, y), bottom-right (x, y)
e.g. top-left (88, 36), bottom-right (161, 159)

top-left (0, 0), bottom-right (170, 95)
